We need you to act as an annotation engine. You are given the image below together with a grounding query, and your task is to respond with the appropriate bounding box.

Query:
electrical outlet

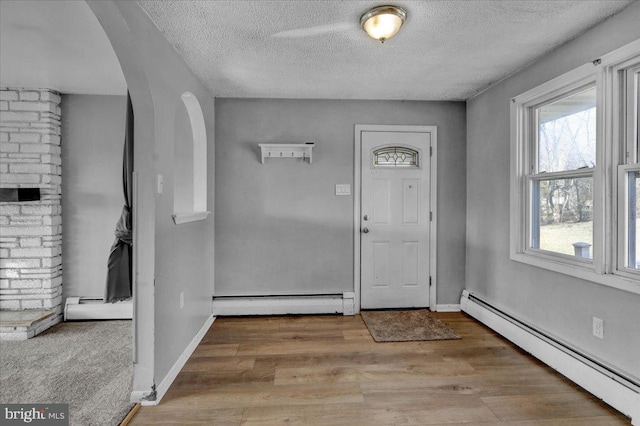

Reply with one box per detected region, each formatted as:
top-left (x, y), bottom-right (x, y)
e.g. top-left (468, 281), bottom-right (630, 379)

top-left (179, 292), bottom-right (184, 310)
top-left (592, 316), bottom-right (604, 339)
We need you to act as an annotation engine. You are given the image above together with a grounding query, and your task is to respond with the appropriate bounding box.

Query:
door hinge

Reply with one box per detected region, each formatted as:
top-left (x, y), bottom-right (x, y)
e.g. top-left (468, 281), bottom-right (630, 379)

top-left (429, 211), bottom-right (433, 221)
top-left (429, 276), bottom-right (432, 287)
top-left (430, 146), bottom-right (433, 157)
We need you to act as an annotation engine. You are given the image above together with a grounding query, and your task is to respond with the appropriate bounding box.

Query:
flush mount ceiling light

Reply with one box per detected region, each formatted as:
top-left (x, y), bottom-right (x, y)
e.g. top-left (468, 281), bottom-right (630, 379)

top-left (360, 5), bottom-right (407, 43)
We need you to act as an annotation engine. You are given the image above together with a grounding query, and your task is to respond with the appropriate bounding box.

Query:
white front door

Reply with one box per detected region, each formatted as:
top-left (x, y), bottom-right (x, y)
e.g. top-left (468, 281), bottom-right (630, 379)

top-left (360, 130), bottom-right (431, 309)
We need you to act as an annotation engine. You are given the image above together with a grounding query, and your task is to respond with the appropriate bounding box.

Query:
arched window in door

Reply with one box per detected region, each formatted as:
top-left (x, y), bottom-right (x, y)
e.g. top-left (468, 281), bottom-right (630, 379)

top-left (373, 146), bottom-right (419, 167)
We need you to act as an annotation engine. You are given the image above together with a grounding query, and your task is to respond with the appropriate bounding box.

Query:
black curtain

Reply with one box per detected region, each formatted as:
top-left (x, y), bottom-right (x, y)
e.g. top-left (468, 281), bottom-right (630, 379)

top-left (105, 94), bottom-right (134, 303)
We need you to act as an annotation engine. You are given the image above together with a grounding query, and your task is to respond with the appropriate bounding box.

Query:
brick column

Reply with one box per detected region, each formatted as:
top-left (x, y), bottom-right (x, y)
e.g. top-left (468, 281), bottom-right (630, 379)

top-left (0, 88), bottom-right (63, 320)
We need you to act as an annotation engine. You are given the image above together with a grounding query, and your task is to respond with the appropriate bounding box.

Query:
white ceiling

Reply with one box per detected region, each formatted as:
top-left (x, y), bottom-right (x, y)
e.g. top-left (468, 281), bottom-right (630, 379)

top-left (0, 1), bottom-right (633, 100)
top-left (0, 0), bottom-right (126, 95)
top-left (137, 0), bottom-right (634, 100)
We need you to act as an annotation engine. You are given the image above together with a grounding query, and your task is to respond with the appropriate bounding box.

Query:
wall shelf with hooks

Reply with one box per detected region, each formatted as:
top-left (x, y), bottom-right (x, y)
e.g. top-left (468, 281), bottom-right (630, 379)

top-left (259, 143), bottom-right (315, 164)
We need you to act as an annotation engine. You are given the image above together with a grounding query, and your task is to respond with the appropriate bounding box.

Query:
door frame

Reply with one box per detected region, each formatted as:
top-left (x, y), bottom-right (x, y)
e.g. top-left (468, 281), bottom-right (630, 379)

top-left (353, 124), bottom-right (438, 313)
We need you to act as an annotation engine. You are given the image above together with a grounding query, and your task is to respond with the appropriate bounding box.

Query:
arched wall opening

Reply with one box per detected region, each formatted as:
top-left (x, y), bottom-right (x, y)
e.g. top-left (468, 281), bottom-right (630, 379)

top-left (85, 0), bottom-right (157, 402)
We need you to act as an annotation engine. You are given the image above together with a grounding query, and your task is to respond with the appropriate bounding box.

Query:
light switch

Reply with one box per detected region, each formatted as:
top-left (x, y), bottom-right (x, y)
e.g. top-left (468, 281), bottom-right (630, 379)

top-left (335, 184), bottom-right (351, 196)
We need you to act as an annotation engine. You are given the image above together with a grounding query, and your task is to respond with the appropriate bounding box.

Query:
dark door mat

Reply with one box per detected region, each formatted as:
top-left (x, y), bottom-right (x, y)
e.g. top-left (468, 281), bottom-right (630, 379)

top-left (361, 309), bottom-right (461, 342)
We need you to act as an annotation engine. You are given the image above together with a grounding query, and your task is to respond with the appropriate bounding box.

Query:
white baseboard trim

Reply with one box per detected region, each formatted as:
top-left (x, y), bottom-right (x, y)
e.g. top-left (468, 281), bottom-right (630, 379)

top-left (460, 290), bottom-right (639, 425)
top-left (137, 314), bottom-right (216, 406)
top-left (435, 304), bottom-right (461, 312)
top-left (213, 293), bottom-right (355, 316)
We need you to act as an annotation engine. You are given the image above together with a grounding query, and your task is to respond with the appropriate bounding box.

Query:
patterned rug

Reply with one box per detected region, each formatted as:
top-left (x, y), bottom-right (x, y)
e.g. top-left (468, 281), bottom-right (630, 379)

top-left (361, 309), bottom-right (461, 342)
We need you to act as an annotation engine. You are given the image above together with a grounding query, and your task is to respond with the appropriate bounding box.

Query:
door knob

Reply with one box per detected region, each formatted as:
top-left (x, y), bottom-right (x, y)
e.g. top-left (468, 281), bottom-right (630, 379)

top-left (362, 227), bottom-right (369, 233)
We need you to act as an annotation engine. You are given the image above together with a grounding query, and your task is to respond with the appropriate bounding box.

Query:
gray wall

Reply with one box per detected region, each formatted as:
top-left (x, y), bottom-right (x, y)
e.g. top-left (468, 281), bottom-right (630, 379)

top-left (132, 12), bottom-right (217, 385)
top-left (61, 95), bottom-right (126, 303)
top-left (216, 99), bottom-right (466, 305)
top-left (466, 2), bottom-right (640, 378)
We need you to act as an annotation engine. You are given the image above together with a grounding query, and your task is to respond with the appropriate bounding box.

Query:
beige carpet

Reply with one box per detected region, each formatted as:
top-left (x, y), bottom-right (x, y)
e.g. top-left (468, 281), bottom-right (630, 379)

top-left (361, 309), bottom-right (461, 342)
top-left (0, 320), bottom-right (133, 426)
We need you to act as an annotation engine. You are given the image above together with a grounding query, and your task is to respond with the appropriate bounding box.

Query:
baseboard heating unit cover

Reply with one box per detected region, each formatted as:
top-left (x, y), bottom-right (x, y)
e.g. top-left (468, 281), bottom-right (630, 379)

top-left (460, 290), bottom-right (639, 425)
top-left (212, 293), bottom-right (356, 316)
top-left (64, 297), bottom-right (133, 321)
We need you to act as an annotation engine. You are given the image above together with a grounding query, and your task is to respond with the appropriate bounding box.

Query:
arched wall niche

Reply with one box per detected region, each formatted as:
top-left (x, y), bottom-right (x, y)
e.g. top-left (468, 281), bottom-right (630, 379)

top-left (172, 91), bottom-right (209, 224)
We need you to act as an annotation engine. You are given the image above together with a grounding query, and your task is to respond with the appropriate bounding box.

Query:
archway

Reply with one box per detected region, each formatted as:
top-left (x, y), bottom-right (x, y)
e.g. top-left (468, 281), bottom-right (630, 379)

top-left (86, 0), bottom-right (157, 402)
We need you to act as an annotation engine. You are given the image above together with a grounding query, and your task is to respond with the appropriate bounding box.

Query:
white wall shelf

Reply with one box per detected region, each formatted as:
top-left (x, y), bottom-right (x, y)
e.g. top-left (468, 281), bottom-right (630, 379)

top-left (259, 143), bottom-right (315, 164)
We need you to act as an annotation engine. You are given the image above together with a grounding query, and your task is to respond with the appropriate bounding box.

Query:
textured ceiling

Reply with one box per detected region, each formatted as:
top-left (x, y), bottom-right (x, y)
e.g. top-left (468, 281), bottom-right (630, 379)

top-left (0, 1), bottom-right (632, 99)
top-left (0, 0), bottom-right (126, 95)
top-left (137, 0), bottom-right (634, 101)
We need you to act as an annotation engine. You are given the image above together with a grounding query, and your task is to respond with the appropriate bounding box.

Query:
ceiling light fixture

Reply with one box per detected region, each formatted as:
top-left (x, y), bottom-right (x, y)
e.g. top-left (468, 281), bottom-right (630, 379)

top-left (360, 5), bottom-right (407, 43)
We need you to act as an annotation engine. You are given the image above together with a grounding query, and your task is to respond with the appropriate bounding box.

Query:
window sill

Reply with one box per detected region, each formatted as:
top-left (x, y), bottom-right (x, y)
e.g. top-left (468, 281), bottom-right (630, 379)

top-left (511, 252), bottom-right (640, 295)
top-left (172, 211), bottom-right (210, 225)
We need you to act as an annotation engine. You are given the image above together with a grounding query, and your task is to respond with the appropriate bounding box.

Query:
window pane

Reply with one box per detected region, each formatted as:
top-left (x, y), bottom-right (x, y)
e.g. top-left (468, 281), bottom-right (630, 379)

top-left (627, 171), bottom-right (640, 269)
top-left (373, 146), bottom-right (419, 167)
top-left (537, 87), bottom-right (596, 173)
top-left (531, 177), bottom-right (593, 258)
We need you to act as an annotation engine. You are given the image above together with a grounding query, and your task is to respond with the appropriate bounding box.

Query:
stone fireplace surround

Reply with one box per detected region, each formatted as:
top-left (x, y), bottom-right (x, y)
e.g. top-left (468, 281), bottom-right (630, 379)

top-left (0, 88), bottom-right (63, 339)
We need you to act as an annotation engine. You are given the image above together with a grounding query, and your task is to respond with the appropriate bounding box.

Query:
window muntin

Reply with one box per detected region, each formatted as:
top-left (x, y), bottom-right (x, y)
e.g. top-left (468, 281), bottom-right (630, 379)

top-left (527, 85), bottom-right (596, 260)
top-left (373, 146), bottom-right (419, 167)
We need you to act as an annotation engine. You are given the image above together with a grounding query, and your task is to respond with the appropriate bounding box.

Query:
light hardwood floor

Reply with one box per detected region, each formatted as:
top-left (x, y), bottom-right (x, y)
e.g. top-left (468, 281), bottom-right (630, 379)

top-left (128, 312), bottom-right (630, 425)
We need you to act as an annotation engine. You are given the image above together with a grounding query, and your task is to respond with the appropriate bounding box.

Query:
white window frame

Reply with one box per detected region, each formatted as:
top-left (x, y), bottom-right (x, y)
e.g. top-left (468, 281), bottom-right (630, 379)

top-left (510, 39), bottom-right (640, 295)
top-left (527, 79), bottom-right (597, 266)
top-left (617, 165), bottom-right (640, 276)
top-left (615, 62), bottom-right (640, 278)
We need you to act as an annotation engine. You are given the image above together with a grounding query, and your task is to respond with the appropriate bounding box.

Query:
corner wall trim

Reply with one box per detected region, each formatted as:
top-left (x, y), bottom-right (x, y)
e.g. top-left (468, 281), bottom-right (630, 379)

top-left (460, 290), bottom-right (639, 425)
top-left (137, 314), bottom-right (215, 406)
top-left (212, 295), bottom-right (351, 316)
top-left (130, 391), bottom-right (155, 404)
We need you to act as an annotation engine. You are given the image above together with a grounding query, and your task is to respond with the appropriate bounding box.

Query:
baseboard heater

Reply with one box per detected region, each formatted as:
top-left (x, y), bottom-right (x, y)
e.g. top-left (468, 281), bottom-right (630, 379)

top-left (64, 297), bottom-right (133, 321)
top-left (212, 292), bottom-right (355, 316)
top-left (460, 290), bottom-right (639, 425)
